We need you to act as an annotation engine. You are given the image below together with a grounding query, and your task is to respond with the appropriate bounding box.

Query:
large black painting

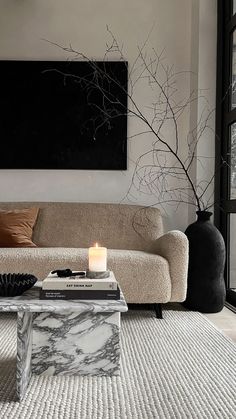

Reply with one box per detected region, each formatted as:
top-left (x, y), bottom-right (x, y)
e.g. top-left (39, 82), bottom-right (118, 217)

top-left (0, 60), bottom-right (127, 169)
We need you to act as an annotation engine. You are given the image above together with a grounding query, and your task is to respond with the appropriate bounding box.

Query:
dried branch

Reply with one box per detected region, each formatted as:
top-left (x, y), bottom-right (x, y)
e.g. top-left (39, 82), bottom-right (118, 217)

top-left (44, 27), bottom-right (222, 212)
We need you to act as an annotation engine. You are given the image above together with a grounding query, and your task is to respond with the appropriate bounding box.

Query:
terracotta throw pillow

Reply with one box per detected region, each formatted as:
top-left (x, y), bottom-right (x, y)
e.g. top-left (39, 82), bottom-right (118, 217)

top-left (0, 207), bottom-right (39, 247)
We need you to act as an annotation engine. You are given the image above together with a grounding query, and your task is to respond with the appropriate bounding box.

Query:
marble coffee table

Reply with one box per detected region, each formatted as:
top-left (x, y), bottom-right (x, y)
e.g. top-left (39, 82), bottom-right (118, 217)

top-left (0, 282), bottom-right (128, 401)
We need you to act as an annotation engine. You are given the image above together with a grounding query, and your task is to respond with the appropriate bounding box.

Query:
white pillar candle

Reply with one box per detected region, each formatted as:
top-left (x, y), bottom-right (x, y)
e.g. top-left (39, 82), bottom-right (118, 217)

top-left (88, 243), bottom-right (107, 272)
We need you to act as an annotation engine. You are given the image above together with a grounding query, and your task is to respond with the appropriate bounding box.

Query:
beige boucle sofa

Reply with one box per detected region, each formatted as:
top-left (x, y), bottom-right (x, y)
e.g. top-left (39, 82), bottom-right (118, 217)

top-left (0, 202), bottom-right (188, 306)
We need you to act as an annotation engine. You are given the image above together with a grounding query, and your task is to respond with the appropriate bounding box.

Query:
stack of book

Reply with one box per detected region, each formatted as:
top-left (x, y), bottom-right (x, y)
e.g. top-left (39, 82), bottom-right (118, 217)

top-left (40, 271), bottom-right (120, 300)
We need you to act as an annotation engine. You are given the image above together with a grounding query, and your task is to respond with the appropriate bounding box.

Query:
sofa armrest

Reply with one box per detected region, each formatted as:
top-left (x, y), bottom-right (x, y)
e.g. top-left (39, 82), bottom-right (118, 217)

top-left (153, 230), bottom-right (189, 302)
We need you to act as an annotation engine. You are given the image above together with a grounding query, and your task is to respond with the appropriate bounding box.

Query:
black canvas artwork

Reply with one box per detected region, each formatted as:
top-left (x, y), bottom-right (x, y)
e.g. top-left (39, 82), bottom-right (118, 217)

top-left (0, 60), bottom-right (127, 169)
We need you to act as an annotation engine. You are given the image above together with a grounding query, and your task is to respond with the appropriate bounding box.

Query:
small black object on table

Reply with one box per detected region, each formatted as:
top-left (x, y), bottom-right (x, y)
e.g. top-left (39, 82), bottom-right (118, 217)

top-left (0, 273), bottom-right (38, 297)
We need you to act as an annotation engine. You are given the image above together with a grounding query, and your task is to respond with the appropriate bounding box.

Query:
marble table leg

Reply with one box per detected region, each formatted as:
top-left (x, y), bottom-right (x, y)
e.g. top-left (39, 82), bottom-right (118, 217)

top-left (16, 312), bottom-right (33, 401)
top-left (32, 310), bottom-right (120, 376)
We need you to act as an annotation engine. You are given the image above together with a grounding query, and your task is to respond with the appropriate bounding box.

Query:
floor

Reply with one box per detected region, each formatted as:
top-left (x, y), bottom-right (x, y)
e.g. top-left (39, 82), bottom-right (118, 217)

top-left (203, 306), bottom-right (236, 343)
top-left (132, 304), bottom-right (236, 344)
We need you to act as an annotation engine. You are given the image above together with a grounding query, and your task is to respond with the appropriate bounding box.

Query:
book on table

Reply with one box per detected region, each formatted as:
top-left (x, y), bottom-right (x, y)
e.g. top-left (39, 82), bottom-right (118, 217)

top-left (40, 271), bottom-right (120, 300)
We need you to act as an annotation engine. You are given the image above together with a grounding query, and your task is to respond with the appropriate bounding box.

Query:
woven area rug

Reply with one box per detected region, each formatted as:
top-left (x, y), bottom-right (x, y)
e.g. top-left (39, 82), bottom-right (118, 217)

top-left (0, 308), bottom-right (236, 419)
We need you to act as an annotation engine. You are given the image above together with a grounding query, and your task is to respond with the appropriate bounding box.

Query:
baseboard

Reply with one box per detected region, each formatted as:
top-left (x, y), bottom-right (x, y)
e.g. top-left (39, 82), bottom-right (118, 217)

top-left (225, 301), bottom-right (236, 314)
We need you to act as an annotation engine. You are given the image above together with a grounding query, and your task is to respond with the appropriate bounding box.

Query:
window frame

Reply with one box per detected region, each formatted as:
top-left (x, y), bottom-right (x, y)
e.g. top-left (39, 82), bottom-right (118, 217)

top-left (215, 0), bottom-right (236, 307)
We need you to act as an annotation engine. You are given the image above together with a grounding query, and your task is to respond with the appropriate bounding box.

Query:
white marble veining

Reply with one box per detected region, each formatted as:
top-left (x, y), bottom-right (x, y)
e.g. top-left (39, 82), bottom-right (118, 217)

top-left (0, 282), bottom-right (127, 313)
top-left (32, 310), bottom-right (120, 376)
top-left (0, 281), bottom-right (127, 400)
top-left (17, 312), bottom-right (33, 401)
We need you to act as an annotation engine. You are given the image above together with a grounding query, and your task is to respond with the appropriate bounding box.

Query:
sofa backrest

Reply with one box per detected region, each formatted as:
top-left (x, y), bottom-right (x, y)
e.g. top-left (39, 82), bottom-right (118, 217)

top-left (0, 202), bottom-right (163, 251)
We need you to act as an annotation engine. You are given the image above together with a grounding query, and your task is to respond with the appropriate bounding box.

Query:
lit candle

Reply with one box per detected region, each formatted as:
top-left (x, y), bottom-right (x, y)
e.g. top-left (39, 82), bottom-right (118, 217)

top-left (88, 243), bottom-right (107, 272)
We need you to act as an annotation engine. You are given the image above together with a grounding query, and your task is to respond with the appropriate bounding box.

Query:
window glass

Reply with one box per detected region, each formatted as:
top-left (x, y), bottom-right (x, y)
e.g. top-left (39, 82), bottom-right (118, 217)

top-left (230, 123), bottom-right (236, 198)
top-left (232, 30), bottom-right (236, 108)
top-left (230, 214), bottom-right (236, 289)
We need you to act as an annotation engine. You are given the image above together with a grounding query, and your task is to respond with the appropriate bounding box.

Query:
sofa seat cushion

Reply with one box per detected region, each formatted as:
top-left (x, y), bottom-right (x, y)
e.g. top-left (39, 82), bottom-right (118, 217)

top-left (0, 248), bottom-right (171, 303)
top-left (108, 249), bottom-right (171, 303)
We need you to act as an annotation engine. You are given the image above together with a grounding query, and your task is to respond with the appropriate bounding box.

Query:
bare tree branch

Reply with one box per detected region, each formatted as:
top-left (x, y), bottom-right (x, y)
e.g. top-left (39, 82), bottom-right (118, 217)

top-left (43, 28), bottom-right (222, 212)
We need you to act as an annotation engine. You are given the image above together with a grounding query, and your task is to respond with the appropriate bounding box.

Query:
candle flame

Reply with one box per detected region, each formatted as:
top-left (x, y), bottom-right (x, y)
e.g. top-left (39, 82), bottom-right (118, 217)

top-left (95, 242), bottom-right (99, 248)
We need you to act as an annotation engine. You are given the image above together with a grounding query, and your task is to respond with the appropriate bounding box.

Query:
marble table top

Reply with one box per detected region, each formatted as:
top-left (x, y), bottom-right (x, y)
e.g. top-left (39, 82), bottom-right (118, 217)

top-left (0, 282), bottom-right (128, 313)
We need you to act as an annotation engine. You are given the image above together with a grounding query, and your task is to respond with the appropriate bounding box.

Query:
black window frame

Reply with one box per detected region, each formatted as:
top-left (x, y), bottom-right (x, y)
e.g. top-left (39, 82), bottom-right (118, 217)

top-left (215, 0), bottom-right (236, 308)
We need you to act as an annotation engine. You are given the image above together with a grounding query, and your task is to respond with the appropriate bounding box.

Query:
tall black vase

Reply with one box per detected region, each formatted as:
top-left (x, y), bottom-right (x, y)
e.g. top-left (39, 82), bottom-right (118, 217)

top-left (183, 211), bottom-right (226, 313)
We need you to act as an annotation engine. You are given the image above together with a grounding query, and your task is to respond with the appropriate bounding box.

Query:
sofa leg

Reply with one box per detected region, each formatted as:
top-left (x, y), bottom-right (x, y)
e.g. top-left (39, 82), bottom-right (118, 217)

top-left (153, 303), bottom-right (163, 319)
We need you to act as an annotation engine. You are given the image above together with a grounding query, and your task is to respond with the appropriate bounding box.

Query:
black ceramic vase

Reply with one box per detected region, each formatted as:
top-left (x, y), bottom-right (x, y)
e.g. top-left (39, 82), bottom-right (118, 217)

top-left (183, 211), bottom-right (226, 313)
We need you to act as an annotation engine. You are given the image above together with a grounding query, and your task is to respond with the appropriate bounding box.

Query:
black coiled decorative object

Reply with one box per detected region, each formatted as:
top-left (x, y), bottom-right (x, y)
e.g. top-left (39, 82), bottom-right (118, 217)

top-left (0, 273), bottom-right (38, 297)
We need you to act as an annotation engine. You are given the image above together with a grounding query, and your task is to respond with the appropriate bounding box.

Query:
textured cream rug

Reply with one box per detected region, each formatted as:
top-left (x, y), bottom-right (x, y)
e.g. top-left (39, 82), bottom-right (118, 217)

top-left (0, 308), bottom-right (236, 419)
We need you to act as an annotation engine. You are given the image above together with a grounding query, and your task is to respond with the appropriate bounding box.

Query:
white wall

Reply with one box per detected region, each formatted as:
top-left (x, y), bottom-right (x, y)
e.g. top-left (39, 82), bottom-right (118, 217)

top-left (188, 0), bottom-right (217, 223)
top-left (0, 0), bottom-right (217, 231)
